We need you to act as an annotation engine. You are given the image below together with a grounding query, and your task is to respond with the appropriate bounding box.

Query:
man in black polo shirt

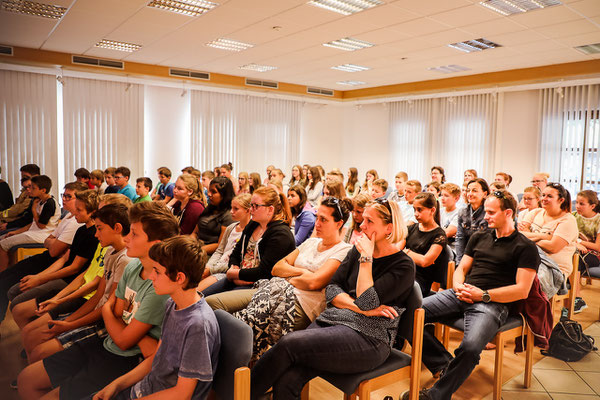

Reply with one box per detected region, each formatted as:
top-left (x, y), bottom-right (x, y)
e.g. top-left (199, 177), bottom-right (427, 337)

top-left (405, 189), bottom-right (540, 400)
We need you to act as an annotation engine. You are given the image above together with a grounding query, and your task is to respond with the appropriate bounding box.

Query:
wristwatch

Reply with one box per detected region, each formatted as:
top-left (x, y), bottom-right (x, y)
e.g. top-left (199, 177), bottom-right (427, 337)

top-left (482, 290), bottom-right (491, 303)
top-left (359, 255), bottom-right (373, 264)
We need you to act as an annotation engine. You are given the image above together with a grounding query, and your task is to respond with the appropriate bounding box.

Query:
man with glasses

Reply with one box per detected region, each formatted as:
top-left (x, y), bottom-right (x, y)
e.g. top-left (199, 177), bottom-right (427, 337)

top-left (114, 167), bottom-right (136, 202)
top-left (403, 190), bottom-right (540, 400)
top-left (531, 172), bottom-right (549, 190)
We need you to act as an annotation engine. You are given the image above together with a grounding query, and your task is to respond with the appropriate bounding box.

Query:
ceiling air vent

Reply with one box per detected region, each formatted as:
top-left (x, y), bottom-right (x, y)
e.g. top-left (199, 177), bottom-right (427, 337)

top-left (245, 78), bottom-right (278, 89)
top-left (169, 68), bottom-right (210, 80)
top-left (307, 87), bottom-right (334, 96)
top-left (574, 43), bottom-right (600, 55)
top-left (72, 55), bottom-right (124, 69)
top-left (0, 45), bottom-right (13, 55)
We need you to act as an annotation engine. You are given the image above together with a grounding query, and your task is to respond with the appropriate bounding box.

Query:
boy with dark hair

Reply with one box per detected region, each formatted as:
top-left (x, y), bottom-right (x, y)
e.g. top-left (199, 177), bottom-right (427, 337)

top-left (93, 235), bottom-right (220, 400)
top-left (104, 167), bottom-right (120, 194)
top-left (151, 167), bottom-right (174, 203)
top-left (0, 175), bottom-right (61, 270)
top-left (19, 202), bottom-right (180, 400)
top-left (0, 162), bottom-right (41, 228)
top-left (134, 178), bottom-right (152, 204)
top-left (91, 170), bottom-right (107, 194)
top-left (115, 167), bottom-right (136, 201)
top-left (370, 178), bottom-right (388, 200)
top-left (20, 164), bottom-right (41, 177)
top-left (74, 168), bottom-right (93, 189)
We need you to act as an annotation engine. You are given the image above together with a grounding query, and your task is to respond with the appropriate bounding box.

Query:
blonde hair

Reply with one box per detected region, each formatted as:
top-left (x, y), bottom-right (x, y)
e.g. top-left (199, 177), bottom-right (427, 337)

top-left (406, 180), bottom-right (422, 192)
top-left (238, 172), bottom-right (250, 192)
top-left (367, 200), bottom-right (407, 244)
top-left (177, 174), bottom-right (206, 205)
top-left (232, 193), bottom-right (251, 210)
top-left (440, 183), bottom-right (460, 197)
top-left (99, 193), bottom-right (133, 208)
top-left (395, 171), bottom-right (408, 181)
top-left (253, 186), bottom-right (292, 226)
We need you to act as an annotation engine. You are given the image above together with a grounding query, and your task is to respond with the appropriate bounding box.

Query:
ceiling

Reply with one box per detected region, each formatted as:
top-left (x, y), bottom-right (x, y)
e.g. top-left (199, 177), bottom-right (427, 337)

top-left (0, 0), bottom-right (599, 90)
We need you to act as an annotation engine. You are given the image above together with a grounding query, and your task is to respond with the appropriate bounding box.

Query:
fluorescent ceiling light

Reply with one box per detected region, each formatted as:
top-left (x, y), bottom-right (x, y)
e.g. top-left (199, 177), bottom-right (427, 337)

top-left (239, 63), bottom-right (278, 72)
top-left (95, 39), bottom-right (142, 52)
top-left (147, 0), bottom-right (218, 16)
top-left (323, 37), bottom-right (374, 51)
top-left (448, 38), bottom-right (501, 53)
top-left (574, 43), bottom-right (600, 55)
top-left (206, 38), bottom-right (254, 51)
top-left (479, 0), bottom-right (561, 16)
top-left (331, 64), bottom-right (370, 72)
top-left (428, 65), bottom-right (471, 74)
top-left (337, 80), bottom-right (366, 85)
top-left (1, 0), bottom-right (66, 19)
top-left (308, 0), bottom-right (382, 16)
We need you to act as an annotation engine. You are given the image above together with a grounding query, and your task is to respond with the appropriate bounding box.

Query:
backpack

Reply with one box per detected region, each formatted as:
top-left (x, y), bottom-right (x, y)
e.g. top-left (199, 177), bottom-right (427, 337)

top-left (541, 317), bottom-right (597, 362)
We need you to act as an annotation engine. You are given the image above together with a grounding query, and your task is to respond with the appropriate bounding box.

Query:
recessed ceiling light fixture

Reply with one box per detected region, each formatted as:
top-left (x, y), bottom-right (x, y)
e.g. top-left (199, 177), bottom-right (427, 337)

top-left (206, 38), bottom-right (254, 51)
top-left (1, 0), bottom-right (66, 19)
top-left (308, 0), bottom-right (382, 15)
top-left (95, 39), bottom-right (142, 52)
top-left (428, 65), bottom-right (471, 74)
top-left (147, 0), bottom-right (218, 16)
top-left (574, 43), bottom-right (600, 55)
top-left (239, 63), bottom-right (278, 72)
top-left (479, 0), bottom-right (561, 16)
top-left (448, 38), bottom-right (501, 53)
top-left (331, 64), bottom-right (370, 72)
top-left (337, 80), bottom-right (366, 85)
top-left (323, 37), bottom-right (374, 51)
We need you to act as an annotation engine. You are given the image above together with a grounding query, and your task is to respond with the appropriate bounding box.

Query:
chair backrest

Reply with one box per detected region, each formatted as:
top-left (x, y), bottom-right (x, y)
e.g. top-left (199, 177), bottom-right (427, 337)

top-left (396, 282), bottom-right (423, 345)
top-left (213, 310), bottom-right (253, 400)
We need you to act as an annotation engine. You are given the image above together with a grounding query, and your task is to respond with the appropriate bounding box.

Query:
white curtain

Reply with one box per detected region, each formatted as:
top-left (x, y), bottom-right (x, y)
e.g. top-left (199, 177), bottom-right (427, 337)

top-left (389, 93), bottom-right (497, 185)
top-left (539, 84), bottom-right (600, 197)
top-left (0, 70), bottom-right (58, 197)
top-left (190, 91), bottom-right (300, 175)
top-left (62, 77), bottom-right (144, 184)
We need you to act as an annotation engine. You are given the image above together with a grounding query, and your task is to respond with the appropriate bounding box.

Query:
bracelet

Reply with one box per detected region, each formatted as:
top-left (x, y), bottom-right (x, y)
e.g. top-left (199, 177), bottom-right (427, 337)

top-left (359, 255), bottom-right (373, 264)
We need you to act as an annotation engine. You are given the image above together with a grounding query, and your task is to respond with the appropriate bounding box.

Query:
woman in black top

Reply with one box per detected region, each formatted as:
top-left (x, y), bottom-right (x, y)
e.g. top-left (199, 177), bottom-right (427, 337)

top-left (404, 192), bottom-right (448, 296)
top-left (192, 176), bottom-right (235, 254)
top-left (251, 199), bottom-right (415, 400)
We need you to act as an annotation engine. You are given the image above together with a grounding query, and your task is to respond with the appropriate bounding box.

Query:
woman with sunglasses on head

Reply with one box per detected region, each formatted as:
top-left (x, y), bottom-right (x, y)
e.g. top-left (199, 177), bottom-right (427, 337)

top-left (203, 187), bottom-right (296, 311)
top-left (456, 178), bottom-right (490, 263)
top-left (519, 182), bottom-right (578, 278)
top-left (251, 199), bottom-right (414, 400)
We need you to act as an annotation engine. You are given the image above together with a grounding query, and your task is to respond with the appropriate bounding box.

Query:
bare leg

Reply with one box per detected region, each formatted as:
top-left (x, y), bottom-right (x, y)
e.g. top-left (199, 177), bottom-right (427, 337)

top-left (13, 299), bottom-right (39, 330)
top-left (30, 339), bottom-right (64, 363)
top-left (18, 360), bottom-right (53, 400)
top-left (22, 313), bottom-right (52, 356)
top-left (0, 247), bottom-right (10, 271)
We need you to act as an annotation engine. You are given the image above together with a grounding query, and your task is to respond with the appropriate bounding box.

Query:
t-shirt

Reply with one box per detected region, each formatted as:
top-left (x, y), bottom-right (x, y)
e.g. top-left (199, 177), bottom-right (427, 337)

top-left (156, 182), bottom-right (175, 200)
top-left (52, 212), bottom-right (83, 245)
top-left (104, 259), bottom-right (168, 357)
top-left (131, 298), bottom-right (220, 400)
top-left (572, 212), bottom-right (600, 243)
top-left (104, 185), bottom-right (120, 194)
top-left (118, 185), bottom-right (137, 201)
top-left (81, 245), bottom-right (108, 300)
top-left (65, 224), bottom-right (99, 283)
top-left (196, 210), bottom-right (234, 245)
top-left (406, 224), bottom-right (448, 285)
top-left (206, 223), bottom-right (243, 275)
top-left (134, 195), bottom-right (152, 204)
top-left (523, 209), bottom-right (578, 276)
top-left (464, 230), bottom-right (540, 291)
top-left (293, 238), bottom-right (352, 321)
top-left (398, 200), bottom-right (417, 224)
top-left (440, 208), bottom-right (459, 230)
top-left (29, 196), bottom-right (61, 233)
top-left (173, 199), bottom-right (205, 235)
top-left (97, 246), bottom-right (132, 308)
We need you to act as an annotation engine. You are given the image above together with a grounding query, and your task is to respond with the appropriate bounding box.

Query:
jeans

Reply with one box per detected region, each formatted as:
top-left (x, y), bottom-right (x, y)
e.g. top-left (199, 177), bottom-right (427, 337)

top-left (201, 277), bottom-right (252, 297)
top-left (421, 289), bottom-right (509, 400)
top-left (250, 322), bottom-right (390, 400)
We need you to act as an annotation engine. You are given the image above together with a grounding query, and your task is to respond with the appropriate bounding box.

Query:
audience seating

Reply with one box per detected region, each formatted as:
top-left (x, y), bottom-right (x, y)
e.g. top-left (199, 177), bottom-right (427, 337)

top-left (301, 282), bottom-right (425, 400)
top-left (14, 243), bottom-right (47, 263)
top-left (550, 253), bottom-right (579, 322)
top-left (582, 257), bottom-right (600, 320)
top-left (212, 310), bottom-right (252, 400)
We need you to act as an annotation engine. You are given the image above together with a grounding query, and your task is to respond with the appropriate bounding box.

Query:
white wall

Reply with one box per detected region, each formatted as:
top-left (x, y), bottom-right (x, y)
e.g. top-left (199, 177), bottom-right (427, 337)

top-left (144, 85), bottom-right (191, 179)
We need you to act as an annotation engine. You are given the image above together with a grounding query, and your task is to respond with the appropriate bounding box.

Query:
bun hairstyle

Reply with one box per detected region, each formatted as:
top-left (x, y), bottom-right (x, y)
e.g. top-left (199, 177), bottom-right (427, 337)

top-left (177, 174), bottom-right (202, 201)
top-left (577, 190), bottom-right (600, 213)
top-left (546, 182), bottom-right (572, 212)
top-left (321, 197), bottom-right (353, 230)
top-left (414, 192), bottom-right (440, 225)
top-left (253, 186), bottom-right (292, 226)
top-left (496, 172), bottom-right (512, 185)
top-left (220, 162), bottom-right (233, 172)
top-left (367, 199), bottom-right (407, 244)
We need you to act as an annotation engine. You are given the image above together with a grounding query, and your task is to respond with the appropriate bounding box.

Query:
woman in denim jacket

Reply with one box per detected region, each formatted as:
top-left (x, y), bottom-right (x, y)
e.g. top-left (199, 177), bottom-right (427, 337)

top-left (456, 178), bottom-right (490, 262)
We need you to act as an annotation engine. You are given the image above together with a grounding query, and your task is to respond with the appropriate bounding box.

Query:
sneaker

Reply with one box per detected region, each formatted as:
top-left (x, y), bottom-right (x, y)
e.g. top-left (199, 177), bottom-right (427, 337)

top-left (401, 388), bottom-right (433, 400)
top-left (574, 297), bottom-right (588, 314)
top-left (561, 307), bottom-right (569, 320)
top-left (10, 379), bottom-right (17, 389)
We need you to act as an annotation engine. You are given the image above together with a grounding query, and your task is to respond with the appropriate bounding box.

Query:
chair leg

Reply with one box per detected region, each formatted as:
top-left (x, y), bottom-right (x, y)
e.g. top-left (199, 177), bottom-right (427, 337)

top-left (442, 325), bottom-right (450, 349)
top-left (524, 327), bottom-right (534, 388)
top-left (344, 394), bottom-right (357, 400)
top-left (493, 336), bottom-right (505, 400)
top-left (357, 381), bottom-right (371, 400)
top-left (301, 381), bottom-right (310, 400)
top-left (434, 323), bottom-right (442, 342)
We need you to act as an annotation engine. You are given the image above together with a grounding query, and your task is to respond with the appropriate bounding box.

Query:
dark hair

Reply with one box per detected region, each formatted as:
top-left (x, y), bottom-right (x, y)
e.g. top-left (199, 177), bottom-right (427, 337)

top-left (249, 172), bottom-right (262, 193)
top-left (324, 180), bottom-right (346, 199)
top-left (20, 164), bottom-right (40, 176)
top-left (93, 204), bottom-right (131, 236)
top-left (426, 181), bottom-right (441, 194)
top-left (64, 181), bottom-right (88, 192)
top-left (577, 190), bottom-right (600, 213)
top-left (345, 167), bottom-right (359, 194)
top-left (136, 177), bottom-right (153, 190)
top-left (414, 192), bottom-right (440, 225)
top-left (467, 178), bottom-right (490, 204)
top-left (321, 197), bottom-right (353, 229)
top-left (308, 167), bottom-right (322, 190)
top-left (104, 167), bottom-right (116, 176)
top-left (31, 175), bottom-right (52, 193)
top-left (204, 176), bottom-right (235, 214)
top-left (74, 168), bottom-right (90, 180)
top-left (488, 189), bottom-right (517, 216)
top-left (129, 201), bottom-right (180, 241)
top-left (157, 167), bottom-right (172, 178)
top-left (75, 189), bottom-right (100, 213)
top-left (288, 185), bottom-right (308, 218)
top-left (90, 170), bottom-right (104, 182)
top-left (115, 166), bottom-right (131, 179)
top-left (431, 166), bottom-right (446, 183)
top-left (546, 182), bottom-right (572, 213)
top-left (181, 166), bottom-right (195, 174)
top-left (220, 162), bottom-right (233, 172)
top-left (149, 236), bottom-right (207, 290)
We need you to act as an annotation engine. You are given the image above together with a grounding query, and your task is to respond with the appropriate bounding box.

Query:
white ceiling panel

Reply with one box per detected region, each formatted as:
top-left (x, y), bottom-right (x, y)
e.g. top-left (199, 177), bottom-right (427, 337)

top-left (429, 4), bottom-right (500, 28)
top-left (390, 0), bottom-right (473, 17)
top-left (419, 29), bottom-right (474, 47)
top-left (487, 30), bottom-right (548, 47)
top-left (555, 31), bottom-right (600, 47)
top-left (508, 5), bottom-right (583, 28)
top-left (388, 18), bottom-right (452, 37)
top-left (0, 12), bottom-right (58, 48)
top-left (566, 0), bottom-right (600, 18)
top-left (344, 3), bottom-right (420, 28)
top-left (106, 7), bottom-right (192, 45)
top-left (461, 18), bottom-right (527, 38)
top-left (535, 19), bottom-right (599, 39)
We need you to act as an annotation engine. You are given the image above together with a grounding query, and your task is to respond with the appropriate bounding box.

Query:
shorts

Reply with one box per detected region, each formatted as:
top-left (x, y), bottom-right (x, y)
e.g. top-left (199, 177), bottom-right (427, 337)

top-left (0, 231), bottom-right (49, 251)
top-left (57, 322), bottom-right (107, 349)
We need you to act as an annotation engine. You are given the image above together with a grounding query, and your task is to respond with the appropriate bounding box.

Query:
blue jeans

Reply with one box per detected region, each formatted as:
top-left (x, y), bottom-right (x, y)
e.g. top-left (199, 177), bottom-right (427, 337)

top-left (421, 289), bottom-right (509, 400)
top-left (251, 322), bottom-right (390, 400)
top-left (201, 277), bottom-right (251, 297)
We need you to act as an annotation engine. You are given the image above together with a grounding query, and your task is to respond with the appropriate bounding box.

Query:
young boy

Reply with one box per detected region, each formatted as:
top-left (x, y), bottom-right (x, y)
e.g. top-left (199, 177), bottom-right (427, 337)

top-left (91, 170), bottom-right (107, 195)
top-left (93, 235), bottom-right (220, 400)
top-left (134, 178), bottom-right (152, 204)
top-left (0, 164), bottom-right (40, 226)
top-left (22, 203), bottom-right (132, 363)
top-left (399, 179), bottom-right (421, 225)
top-left (114, 167), bottom-right (137, 201)
top-left (370, 178), bottom-right (388, 200)
top-left (0, 177), bottom-right (33, 233)
top-left (18, 202), bottom-right (180, 400)
top-left (201, 171), bottom-right (214, 203)
top-left (104, 167), bottom-right (120, 195)
top-left (151, 167), bottom-right (174, 203)
top-left (74, 168), bottom-right (93, 189)
top-left (439, 183), bottom-right (461, 249)
top-left (388, 171), bottom-right (408, 203)
top-left (0, 175), bottom-right (61, 271)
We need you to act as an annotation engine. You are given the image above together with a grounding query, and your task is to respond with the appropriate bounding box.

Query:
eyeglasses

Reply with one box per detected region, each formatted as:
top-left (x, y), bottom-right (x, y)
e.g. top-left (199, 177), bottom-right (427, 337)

top-left (61, 193), bottom-right (74, 200)
top-left (531, 179), bottom-right (545, 184)
top-left (114, 176), bottom-right (125, 180)
top-left (250, 203), bottom-right (269, 210)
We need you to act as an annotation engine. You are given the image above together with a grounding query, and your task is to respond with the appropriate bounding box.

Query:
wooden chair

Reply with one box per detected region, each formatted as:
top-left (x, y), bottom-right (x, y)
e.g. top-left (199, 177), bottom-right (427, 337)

top-left (550, 253), bottom-right (579, 322)
top-left (581, 254), bottom-right (600, 320)
top-left (301, 282), bottom-right (425, 400)
top-left (15, 246), bottom-right (47, 262)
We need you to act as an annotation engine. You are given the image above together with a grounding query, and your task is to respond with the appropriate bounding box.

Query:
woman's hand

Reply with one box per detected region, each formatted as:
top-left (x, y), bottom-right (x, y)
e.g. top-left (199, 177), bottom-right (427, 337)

top-left (363, 305), bottom-right (398, 319)
top-left (355, 232), bottom-right (375, 259)
top-left (226, 265), bottom-right (240, 281)
top-left (576, 243), bottom-right (588, 254)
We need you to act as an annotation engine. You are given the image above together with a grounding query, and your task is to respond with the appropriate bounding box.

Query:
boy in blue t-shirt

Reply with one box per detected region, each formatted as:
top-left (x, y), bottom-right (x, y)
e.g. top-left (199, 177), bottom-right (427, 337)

top-left (93, 235), bottom-right (220, 400)
top-left (114, 167), bottom-right (137, 201)
top-left (18, 202), bottom-right (180, 400)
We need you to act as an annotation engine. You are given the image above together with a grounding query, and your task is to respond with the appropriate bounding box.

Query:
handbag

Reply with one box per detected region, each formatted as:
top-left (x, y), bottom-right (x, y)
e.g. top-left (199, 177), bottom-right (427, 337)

top-left (541, 317), bottom-right (597, 362)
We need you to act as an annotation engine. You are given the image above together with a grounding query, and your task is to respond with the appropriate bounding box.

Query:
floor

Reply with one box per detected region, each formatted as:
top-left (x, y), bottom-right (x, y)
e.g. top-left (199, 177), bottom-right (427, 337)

top-left (1, 283), bottom-right (599, 400)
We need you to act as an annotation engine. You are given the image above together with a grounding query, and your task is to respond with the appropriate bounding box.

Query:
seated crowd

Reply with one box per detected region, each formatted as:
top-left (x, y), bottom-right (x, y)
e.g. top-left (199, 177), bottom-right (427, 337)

top-left (0, 161), bottom-right (592, 400)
